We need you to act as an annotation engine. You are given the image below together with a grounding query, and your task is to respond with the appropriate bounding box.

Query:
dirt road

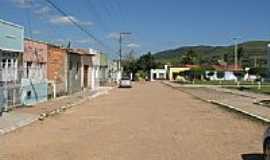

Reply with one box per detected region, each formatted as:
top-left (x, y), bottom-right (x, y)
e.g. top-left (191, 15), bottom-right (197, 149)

top-left (0, 82), bottom-right (267, 160)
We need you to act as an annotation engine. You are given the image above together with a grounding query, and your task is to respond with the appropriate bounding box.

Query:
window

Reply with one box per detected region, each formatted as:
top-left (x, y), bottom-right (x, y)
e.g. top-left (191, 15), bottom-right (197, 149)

top-left (7, 59), bottom-right (11, 68)
top-left (26, 62), bottom-right (32, 78)
top-left (1, 59), bottom-right (6, 68)
top-left (27, 91), bottom-right (32, 99)
top-left (76, 62), bottom-right (79, 73)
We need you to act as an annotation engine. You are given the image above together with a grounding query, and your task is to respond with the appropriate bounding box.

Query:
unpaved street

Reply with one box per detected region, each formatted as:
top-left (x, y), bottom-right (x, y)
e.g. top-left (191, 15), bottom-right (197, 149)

top-left (0, 82), bottom-right (267, 160)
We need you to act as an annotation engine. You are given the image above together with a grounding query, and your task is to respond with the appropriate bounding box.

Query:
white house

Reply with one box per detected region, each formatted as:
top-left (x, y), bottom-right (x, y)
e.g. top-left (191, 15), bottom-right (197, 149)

top-left (150, 69), bottom-right (167, 81)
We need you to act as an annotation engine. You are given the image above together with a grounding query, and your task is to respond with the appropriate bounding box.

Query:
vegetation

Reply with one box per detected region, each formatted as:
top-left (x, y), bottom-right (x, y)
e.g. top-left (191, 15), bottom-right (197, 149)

top-left (154, 41), bottom-right (270, 67)
top-left (122, 52), bottom-right (162, 80)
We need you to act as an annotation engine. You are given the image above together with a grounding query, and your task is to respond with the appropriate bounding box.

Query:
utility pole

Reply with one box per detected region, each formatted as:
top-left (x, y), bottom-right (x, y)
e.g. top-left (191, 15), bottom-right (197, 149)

top-left (233, 37), bottom-right (240, 70)
top-left (119, 32), bottom-right (132, 73)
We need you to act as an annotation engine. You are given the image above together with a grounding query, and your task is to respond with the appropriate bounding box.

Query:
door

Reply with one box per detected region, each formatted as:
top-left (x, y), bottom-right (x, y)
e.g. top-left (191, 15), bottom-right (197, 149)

top-left (83, 65), bottom-right (89, 88)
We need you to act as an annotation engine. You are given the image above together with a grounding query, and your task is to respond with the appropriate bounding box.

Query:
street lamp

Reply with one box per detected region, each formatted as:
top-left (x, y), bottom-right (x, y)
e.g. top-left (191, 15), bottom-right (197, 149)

top-left (119, 32), bottom-right (132, 72)
top-left (233, 37), bottom-right (240, 70)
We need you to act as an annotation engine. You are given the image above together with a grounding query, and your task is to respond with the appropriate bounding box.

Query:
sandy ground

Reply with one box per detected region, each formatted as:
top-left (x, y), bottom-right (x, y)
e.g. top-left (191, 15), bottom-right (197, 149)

top-left (0, 82), bottom-right (267, 160)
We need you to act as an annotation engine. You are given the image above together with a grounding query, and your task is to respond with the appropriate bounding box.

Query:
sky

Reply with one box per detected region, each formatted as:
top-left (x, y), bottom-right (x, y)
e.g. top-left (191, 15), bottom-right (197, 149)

top-left (0, 0), bottom-right (270, 58)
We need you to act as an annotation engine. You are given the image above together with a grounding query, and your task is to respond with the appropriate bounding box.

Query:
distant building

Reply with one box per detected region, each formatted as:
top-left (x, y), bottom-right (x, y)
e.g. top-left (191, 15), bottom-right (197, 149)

top-left (99, 53), bottom-right (109, 86)
top-left (169, 67), bottom-right (190, 81)
top-left (150, 69), bottom-right (167, 81)
top-left (267, 44), bottom-right (270, 77)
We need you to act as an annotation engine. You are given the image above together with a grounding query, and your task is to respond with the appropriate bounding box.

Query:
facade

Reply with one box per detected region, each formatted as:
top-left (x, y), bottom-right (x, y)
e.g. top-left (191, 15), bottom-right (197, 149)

top-left (21, 39), bottom-right (48, 105)
top-left (47, 44), bottom-right (68, 96)
top-left (108, 60), bottom-right (120, 83)
top-left (169, 67), bottom-right (190, 81)
top-left (90, 49), bottom-right (101, 90)
top-left (0, 19), bottom-right (24, 110)
top-left (68, 48), bottom-right (95, 90)
top-left (150, 69), bottom-right (167, 81)
top-left (205, 71), bottom-right (237, 81)
top-left (99, 53), bottom-right (109, 86)
top-left (67, 49), bottom-right (82, 94)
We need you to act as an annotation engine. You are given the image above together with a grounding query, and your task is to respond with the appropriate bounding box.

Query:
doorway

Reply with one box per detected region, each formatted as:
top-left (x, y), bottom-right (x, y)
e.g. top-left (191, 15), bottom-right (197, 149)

top-left (83, 65), bottom-right (89, 88)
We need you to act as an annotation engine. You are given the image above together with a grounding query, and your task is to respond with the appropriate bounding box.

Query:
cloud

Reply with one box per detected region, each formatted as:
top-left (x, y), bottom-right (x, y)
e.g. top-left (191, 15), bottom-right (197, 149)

top-left (76, 38), bottom-right (93, 44)
top-left (107, 32), bottom-right (119, 39)
top-left (32, 30), bottom-right (41, 35)
top-left (12, 0), bottom-right (33, 8)
top-left (33, 6), bottom-right (51, 16)
top-left (127, 43), bottom-right (140, 48)
top-left (49, 16), bottom-right (94, 26)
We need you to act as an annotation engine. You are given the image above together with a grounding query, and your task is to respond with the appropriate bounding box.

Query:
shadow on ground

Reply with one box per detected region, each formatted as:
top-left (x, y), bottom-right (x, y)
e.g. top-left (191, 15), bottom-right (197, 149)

top-left (241, 153), bottom-right (264, 160)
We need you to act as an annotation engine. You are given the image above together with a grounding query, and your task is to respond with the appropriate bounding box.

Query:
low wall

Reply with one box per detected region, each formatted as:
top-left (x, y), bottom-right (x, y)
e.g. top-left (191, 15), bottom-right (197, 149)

top-left (21, 79), bottom-right (48, 106)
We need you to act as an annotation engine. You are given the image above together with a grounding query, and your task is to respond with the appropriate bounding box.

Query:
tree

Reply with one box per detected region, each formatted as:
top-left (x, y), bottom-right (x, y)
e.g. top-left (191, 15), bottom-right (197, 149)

top-left (237, 47), bottom-right (244, 66)
top-left (248, 67), bottom-right (268, 77)
top-left (122, 49), bottom-right (138, 74)
top-left (181, 50), bottom-right (198, 65)
top-left (136, 52), bottom-right (159, 74)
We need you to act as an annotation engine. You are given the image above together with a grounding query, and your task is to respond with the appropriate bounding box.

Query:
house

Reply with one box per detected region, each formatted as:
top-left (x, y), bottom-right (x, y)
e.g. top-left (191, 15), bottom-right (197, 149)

top-left (108, 60), bottom-right (120, 84)
top-left (99, 53), bottom-right (109, 86)
top-left (21, 38), bottom-right (48, 105)
top-left (150, 68), bottom-right (167, 81)
top-left (169, 67), bottom-right (190, 81)
top-left (66, 48), bottom-right (82, 94)
top-left (0, 19), bottom-right (24, 110)
top-left (68, 48), bottom-right (95, 91)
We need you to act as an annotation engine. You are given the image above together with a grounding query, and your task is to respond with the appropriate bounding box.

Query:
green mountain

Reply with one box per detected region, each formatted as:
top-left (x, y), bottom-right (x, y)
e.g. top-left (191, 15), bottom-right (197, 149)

top-left (154, 41), bottom-right (270, 67)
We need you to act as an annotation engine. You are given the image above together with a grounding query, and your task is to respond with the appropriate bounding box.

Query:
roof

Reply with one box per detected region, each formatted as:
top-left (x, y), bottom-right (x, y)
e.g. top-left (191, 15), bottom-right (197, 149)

top-left (24, 37), bottom-right (63, 48)
top-left (0, 19), bottom-right (24, 29)
top-left (212, 64), bottom-right (243, 71)
top-left (67, 48), bottom-right (95, 56)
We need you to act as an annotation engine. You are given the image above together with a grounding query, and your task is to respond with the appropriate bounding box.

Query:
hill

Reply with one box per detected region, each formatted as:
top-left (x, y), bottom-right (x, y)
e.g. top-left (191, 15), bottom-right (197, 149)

top-left (154, 41), bottom-right (270, 67)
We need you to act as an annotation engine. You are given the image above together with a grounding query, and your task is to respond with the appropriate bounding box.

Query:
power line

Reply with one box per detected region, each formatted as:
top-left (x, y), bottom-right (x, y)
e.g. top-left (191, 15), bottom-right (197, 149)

top-left (43, 0), bottom-right (114, 53)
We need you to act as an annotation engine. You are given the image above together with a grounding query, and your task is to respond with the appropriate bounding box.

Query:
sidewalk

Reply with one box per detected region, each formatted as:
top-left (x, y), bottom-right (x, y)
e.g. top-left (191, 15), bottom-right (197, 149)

top-left (0, 87), bottom-right (113, 135)
top-left (163, 81), bottom-right (270, 123)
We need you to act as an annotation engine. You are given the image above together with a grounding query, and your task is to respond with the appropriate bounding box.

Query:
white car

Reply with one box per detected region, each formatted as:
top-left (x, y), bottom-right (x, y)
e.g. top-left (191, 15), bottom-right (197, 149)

top-left (263, 127), bottom-right (270, 159)
top-left (119, 77), bottom-right (132, 88)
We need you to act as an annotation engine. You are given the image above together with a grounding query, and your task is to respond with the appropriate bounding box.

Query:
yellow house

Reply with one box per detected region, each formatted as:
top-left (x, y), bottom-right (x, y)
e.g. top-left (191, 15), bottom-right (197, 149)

top-left (169, 67), bottom-right (190, 81)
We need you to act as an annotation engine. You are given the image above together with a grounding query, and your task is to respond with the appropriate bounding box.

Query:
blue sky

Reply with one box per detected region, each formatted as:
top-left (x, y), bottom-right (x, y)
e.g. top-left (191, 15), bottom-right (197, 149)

top-left (0, 0), bottom-right (270, 58)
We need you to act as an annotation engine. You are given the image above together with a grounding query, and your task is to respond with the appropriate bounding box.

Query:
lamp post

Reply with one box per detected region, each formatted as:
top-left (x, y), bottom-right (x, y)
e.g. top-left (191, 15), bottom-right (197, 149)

top-left (233, 37), bottom-right (240, 70)
top-left (119, 32), bottom-right (132, 74)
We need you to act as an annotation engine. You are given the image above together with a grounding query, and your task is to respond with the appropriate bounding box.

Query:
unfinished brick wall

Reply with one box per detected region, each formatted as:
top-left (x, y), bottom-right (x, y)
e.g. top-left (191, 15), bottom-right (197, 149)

top-left (47, 45), bottom-right (67, 95)
top-left (24, 39), bottom-right (48, 80)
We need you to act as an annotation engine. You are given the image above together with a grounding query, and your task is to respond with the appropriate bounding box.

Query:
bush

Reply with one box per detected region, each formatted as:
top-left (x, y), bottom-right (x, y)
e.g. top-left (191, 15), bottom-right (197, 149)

top-left (217, 71), bottom-right (224, 79)
top-left (248, 67), bottom-right (268, 77)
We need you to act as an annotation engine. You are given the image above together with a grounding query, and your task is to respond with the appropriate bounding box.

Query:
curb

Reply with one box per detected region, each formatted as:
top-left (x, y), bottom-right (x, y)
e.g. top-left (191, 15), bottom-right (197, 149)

top-left (38, 89), bottom-right (110, 121)
top-left (0, 116), bottom-right (39, 135)
top-left (162, 81), bottom-right (270, 124)
top-left (208, 100), bottom-right (270, 124)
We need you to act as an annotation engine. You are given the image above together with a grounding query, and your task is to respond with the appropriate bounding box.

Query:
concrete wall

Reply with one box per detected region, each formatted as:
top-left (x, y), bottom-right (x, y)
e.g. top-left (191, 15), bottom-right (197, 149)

top-left (20, 79), bottom-right (48, 106)
top-left (169, 67), bottom-right (190, 81)
top-left (67, 53), bottom-right (82, 94)
top-left (0, 19), bottom-right (24, 52)
top-left (81, 55), bottom-right (93, 89)
top-left (47, 45), bottom-right (67, 95)
top-left (150, 69), bottom-right (167, 81)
